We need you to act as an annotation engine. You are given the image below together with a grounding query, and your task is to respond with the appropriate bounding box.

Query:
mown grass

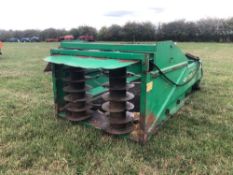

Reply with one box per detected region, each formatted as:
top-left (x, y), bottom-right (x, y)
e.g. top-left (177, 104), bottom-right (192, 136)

top-left (0, 42), bottom-right (232, 175)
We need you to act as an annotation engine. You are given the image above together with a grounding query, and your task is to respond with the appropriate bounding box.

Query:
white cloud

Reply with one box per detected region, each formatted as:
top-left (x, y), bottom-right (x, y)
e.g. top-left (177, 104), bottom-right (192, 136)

top-left (1, 0), bottom-right (233, 30)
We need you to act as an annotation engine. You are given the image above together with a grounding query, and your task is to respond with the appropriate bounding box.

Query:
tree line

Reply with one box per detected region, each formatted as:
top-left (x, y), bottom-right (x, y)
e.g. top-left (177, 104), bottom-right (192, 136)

top-left (1, 18), bottom-right (233, 42)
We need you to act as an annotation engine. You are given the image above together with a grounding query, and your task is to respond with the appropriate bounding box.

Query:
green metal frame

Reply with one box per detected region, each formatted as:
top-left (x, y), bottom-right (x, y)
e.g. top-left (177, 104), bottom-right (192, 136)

top-left (45, 40), bottom-right (203, 143)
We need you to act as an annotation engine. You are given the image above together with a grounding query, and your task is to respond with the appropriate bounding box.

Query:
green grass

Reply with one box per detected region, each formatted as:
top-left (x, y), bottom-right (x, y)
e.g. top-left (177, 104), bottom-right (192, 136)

top-left (0, 42), bottom-right (233, 175)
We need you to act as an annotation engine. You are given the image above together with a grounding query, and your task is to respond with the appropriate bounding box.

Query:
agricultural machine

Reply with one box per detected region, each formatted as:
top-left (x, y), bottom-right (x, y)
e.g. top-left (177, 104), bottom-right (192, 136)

top-left (44, 40), bottom-right (202, 143)
top-left (79, 35), bottom-right (95, 41)
top-left (58, 35), bottom-right (74, 41)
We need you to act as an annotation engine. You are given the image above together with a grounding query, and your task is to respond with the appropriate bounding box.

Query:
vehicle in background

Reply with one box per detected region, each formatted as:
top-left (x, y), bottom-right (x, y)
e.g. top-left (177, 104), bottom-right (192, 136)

top-left (64, 35), bottom-right (74, 40)
top-left (0, 41), bottom-right (2, 55)
top-left (79, 35), bottom-right (95, 41)
top-left (20, 37), bottom-right (31, 42)
top-left (7, 37), bottom-right (20, 42)
top-left (30, 36), bottom-right (40, 42)
top-left (58, 35), bottom-right (74, 41)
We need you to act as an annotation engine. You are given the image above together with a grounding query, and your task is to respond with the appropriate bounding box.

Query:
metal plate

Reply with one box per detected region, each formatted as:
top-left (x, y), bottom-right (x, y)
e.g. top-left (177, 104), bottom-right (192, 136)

top-left (45, 56), bottom-right (138, 69)
top-left (64, 94), bottom-right (92, 102)
top-left (108, 112), bottom-right (134, 124)
top-left (105, 124), bottom-right (133, 135)
top-left (102, 102), bottom-right (134, 112)
top-left (65, 104), bottom-right (92, 112)
top-left (102, 92), bottom-right (134, 101)
top-left (88, 111), bottom-right (108, 130)
top-left (102, 83), bottom-right (134, 90)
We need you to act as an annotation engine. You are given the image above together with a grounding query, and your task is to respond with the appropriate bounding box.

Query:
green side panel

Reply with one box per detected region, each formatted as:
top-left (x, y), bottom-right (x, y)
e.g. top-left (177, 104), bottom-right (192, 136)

top-left (144, 61), bottom-right (202, 135)
top-left (45, 55), bottom-right (138, 69)
top-left (60, 42), bottom-right (156, 53)
top-left (51, 49), bottom-right (145, 60)
top-left (155, 41), bottom-right (188, 69)
top-left (136, 40), bottom-right (204, 137)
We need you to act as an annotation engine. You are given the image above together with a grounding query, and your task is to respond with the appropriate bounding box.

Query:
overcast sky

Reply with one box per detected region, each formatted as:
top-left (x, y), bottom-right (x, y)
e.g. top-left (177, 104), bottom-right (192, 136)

top-left (1, 0), bottom-right (233, 30)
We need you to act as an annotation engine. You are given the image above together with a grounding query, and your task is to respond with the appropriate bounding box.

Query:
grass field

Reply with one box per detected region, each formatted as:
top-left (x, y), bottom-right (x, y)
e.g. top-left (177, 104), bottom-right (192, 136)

top-left (0, 42), bottom-right (232, 175)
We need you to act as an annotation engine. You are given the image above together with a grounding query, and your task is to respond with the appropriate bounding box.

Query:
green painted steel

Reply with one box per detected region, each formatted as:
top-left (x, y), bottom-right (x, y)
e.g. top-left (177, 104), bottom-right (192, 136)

top-left (51, 49), bottom-right (145, 60)
top-left (60, 41), bottom-right (156, 53)
top-left (45, 40), bottom-right (203, 143)
top-left (45, 55), bottom-right (138, 69)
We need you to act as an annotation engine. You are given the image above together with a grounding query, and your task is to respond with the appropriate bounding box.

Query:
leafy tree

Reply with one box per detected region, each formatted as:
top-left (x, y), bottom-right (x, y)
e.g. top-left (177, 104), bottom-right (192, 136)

top-left (69, 28), bottom-right (80, 38)
top-left (1, 18), bottom-right (233, 42)
top-left (78, 26), bottom-right (97, 38)
top-left (98, 26), bottom-right (109, 41)
top-left (39, 28), bottom-right (58, 41)
top-left (123, 22), bottom-right (141, 41)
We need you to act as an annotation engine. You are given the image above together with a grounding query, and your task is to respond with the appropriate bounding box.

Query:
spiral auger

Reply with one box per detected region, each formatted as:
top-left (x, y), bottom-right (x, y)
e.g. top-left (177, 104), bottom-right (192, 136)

top-left (63, 67), bottom-right (92, 121)
top-left (102, 67), bottom-right (135, 135)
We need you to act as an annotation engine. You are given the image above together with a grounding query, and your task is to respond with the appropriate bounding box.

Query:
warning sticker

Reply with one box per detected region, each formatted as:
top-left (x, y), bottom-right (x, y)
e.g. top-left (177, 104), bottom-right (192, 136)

top-left (146, 81), bottom-right (153, 92)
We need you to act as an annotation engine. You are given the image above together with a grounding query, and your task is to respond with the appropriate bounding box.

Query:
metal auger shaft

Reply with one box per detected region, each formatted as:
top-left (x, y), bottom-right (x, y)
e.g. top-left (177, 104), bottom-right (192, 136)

top-left (63, 67), bottom-right (92, 121)
top-left (102, 67), bottom-right (134, 135)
